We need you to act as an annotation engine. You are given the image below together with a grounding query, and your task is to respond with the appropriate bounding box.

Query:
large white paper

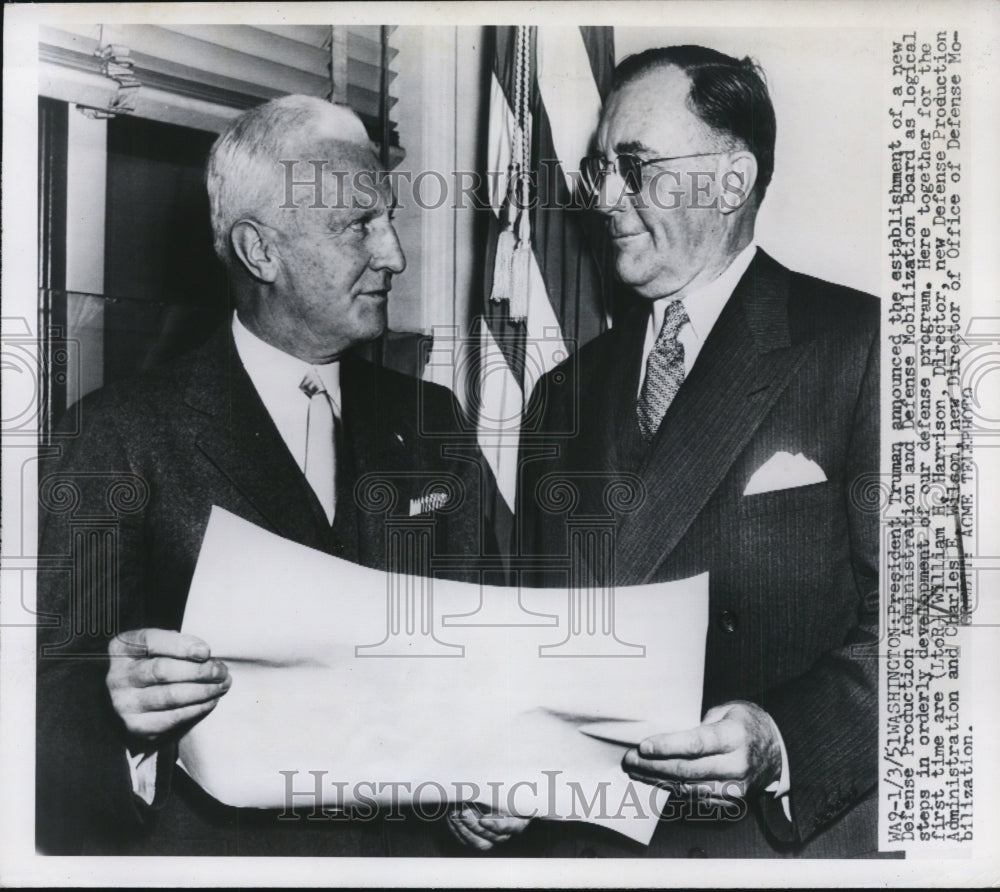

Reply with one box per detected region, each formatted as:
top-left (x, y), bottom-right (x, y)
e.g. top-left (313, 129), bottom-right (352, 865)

top-left (178, 507), bottom-right (709, 844)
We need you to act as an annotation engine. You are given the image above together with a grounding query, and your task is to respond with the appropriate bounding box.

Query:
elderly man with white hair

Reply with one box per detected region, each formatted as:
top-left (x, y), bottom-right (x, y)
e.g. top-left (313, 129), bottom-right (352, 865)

top-left (36, 95), bottom-right (492, 856)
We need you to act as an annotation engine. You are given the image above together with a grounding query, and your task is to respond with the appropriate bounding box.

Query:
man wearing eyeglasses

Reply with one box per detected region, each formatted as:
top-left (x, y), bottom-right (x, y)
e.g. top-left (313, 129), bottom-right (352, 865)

top-left (510, 46), bottom-right (881, 859)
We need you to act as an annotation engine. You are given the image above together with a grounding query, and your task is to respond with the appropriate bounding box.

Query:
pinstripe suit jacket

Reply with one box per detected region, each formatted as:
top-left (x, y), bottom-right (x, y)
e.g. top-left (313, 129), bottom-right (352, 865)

top-left (36, 326), bottom-right (494, 856)
top-left (518, 250), bottom-right (881, 858)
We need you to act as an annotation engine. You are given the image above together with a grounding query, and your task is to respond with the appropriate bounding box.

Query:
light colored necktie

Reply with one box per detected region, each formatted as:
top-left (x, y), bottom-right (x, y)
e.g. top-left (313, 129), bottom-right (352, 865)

top-left (637, 299), bottom-right (689, 440)
top-left (299, 368), bottom-right (337, 523)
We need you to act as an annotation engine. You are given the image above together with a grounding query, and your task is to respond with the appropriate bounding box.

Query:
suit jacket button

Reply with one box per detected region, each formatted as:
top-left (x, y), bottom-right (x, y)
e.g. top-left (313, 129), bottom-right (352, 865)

top-left (717, 610), bottom-right (738, 633)
top-left (579, 846), bottom-right (597, 858)
top-left (688, 846), bottom-right (708, 858)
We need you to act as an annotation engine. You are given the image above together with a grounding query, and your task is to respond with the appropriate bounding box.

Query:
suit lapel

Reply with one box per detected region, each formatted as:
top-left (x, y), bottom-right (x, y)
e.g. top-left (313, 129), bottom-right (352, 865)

top-left (597, 304), bottom-right (649, 471)
top-left (338, 356), bottom-right (413, 568)
top-left (615, 251), bottom-right (813, 584)
top-left (334, 356), bottom-right (372, 565)
top-left (183, 329), bottom-right (327, 549)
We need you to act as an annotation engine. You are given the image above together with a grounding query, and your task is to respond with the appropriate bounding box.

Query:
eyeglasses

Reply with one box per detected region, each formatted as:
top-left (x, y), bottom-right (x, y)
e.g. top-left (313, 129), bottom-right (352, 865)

top-left (579, 152), bottom-right (728, 197)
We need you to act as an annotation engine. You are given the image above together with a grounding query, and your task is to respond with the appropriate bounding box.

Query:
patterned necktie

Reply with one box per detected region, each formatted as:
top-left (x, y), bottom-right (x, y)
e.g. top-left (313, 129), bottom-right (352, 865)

top-left (299, 368), bottom-right (338, 523)
top-left (636, 299), bottom-right (690, 440)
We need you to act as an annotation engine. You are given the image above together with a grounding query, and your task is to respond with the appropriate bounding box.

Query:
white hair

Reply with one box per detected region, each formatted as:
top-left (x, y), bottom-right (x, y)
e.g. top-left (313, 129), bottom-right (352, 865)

top-left (206, 95), bottom-right (372, 262)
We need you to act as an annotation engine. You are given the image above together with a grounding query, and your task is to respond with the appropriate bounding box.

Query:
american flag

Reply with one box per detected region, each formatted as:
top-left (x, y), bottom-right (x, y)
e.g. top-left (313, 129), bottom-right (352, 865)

top-left (476, 25), bottom-right (615, 554)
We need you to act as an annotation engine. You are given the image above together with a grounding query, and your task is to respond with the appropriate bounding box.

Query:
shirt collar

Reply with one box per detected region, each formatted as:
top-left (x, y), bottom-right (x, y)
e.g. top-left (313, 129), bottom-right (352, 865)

top-left (231, 313), bottom-right (341, 414)
top-left (650, 242), bottom-right (758, 344)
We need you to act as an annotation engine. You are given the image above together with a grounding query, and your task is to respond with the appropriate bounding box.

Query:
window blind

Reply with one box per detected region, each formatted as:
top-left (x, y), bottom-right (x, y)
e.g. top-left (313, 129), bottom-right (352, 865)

top-left (38, 23), bottom-right (401, 157)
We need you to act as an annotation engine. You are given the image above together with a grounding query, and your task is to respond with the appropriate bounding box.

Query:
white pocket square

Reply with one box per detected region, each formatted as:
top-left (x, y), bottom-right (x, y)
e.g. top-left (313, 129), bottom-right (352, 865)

top-left (743, 451), bottom-right (827, 495)
top-left (409, 490), bottom-right (450, 516)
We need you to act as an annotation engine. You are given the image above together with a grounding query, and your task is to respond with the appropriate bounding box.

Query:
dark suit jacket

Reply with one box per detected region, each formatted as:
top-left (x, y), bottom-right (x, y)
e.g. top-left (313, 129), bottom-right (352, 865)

top-left (36, 326), bottom-right (495, 856)
top-left (517, 250), bottom-right (881, 858)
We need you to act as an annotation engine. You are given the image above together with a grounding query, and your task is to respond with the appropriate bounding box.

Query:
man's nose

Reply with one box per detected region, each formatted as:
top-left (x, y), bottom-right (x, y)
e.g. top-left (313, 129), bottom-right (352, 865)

top-left (594, 169), bottom-right (632, 217)
top-left (371, 223), bottom-right (406, 275)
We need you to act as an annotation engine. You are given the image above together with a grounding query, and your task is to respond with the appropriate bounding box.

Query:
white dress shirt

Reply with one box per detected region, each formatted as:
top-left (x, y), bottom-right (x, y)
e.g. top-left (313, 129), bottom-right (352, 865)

top-left (231, 312), bottom-right (342, 473)
top-left (128, 313), bottom-right (343, 804)
top-left (637, 241), bottom-right (758, 396)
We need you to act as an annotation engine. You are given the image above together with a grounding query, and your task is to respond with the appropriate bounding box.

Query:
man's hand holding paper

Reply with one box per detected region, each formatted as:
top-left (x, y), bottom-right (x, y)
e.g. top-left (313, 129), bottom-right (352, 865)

top-left (107, 628), bottom-right (232, 743)
top-left (622, 701), bottom-right (783, 807)
top-left (446, 806), bottom-right (532, 851)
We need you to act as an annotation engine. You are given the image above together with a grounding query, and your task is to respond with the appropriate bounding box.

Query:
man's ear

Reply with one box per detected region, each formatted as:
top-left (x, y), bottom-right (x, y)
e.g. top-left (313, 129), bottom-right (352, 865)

top-left (230, 219), bottom-right (281, 283)
top-left (719, 152), bottom-right (759, 214)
